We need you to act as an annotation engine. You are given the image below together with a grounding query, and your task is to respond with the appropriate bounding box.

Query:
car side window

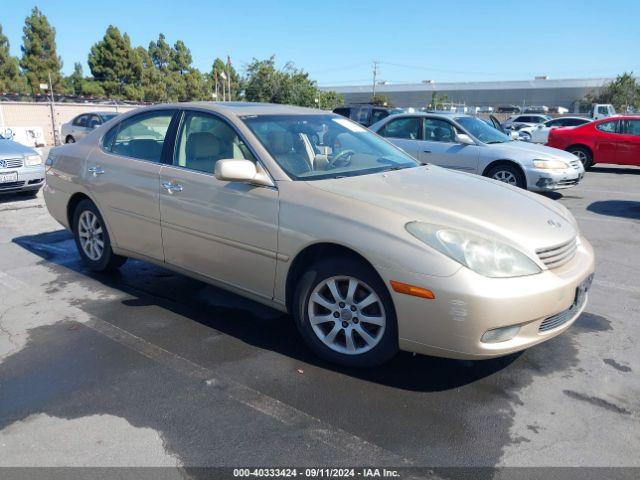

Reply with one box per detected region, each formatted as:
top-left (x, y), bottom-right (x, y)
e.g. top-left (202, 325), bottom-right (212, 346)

top-left (423, 118), bottom-right (456, 143)
top-left (103, 110), bottom-right (174, 162)
top-left (370, 109), bottom-right (389, 125)
top-left (596, 121), bottom-right (617, 133)
top-left (74, 115), bottom-right (88, 127)
top-left (174, 111), bottom-right (256, 174)
top-left (380, 117), bottom-right (421, 140)
top-left (624, 120), bottom-right (640, 136)
top-left (88, 115), bottom-right (101, 129)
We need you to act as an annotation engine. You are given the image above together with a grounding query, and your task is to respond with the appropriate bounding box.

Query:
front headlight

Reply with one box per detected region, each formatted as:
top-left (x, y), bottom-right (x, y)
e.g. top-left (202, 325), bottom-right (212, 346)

top-left (406, 222), bottom-right (541, 278)
top-left (25, 154), bottom-right (42, 166)
top-left (532, 159), bottom-right (569, 170)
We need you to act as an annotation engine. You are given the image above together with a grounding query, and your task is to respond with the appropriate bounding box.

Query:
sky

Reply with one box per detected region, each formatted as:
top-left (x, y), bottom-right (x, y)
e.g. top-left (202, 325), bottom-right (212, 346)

top-left (2, 0), bottom-right (640, 87)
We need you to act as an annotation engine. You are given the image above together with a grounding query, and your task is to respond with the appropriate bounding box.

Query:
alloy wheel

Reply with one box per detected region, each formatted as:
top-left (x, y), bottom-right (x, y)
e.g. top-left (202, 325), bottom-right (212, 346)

top-left (492, 170), bottom-right (518, 185)
top-left (78, 210), bottom-right (105, 261)
top-left (307, 276), bottom-right (386, 355)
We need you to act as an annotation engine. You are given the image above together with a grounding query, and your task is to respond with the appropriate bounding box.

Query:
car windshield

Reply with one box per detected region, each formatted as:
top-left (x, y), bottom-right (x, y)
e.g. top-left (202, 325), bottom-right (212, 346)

top-left (242, 114), bottom-right (419, 180)
top-left (455, 116), bottom-right (511, 144)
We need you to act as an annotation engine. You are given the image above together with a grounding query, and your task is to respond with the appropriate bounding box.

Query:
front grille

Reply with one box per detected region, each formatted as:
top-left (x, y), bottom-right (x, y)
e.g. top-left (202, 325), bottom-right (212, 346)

top-left (536, 237), bottom-right (578, 269)
top-left (569, 158), bottom-right (581, 170)
top-left (539, 289), bottom-right (587, 332)
top-left (0, 181), bottom-right (25, 190)
top-left (0, 157), bottom-right (23, 169)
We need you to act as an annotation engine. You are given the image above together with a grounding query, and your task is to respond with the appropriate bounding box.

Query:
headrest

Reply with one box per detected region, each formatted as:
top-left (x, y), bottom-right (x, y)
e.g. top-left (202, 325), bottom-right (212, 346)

top-left (186, 132), bottom-right (221, 159)
top-left (267, 130), bottom-right (294, 155)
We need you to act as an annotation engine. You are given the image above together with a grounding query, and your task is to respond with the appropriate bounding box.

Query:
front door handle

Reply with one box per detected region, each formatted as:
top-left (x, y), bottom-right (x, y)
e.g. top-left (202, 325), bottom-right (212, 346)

top-left (162, 181), bottom-right (183, 194)
top-left (423, 150), bottom-right (432, 154)
top-left (88, 166), bottom-right (104, 176)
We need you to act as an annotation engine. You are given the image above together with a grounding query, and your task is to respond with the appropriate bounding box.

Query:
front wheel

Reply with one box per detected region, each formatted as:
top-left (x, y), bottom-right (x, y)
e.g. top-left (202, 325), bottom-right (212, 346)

top-left (486, 164), bottom-right (527, 189)
top-left (72, 199), bottom-right (127, 272)
top-left (65, 135), bottom-right (75, 144)
top-left (293, 257), bottom-right (398, 367)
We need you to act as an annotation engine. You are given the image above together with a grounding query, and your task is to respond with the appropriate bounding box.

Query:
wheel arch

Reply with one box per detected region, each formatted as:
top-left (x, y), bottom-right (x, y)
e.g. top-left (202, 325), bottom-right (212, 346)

top-left (285, 242), bottom-right (385, 314)
top-left (482, 159), bottom-right (526, 179)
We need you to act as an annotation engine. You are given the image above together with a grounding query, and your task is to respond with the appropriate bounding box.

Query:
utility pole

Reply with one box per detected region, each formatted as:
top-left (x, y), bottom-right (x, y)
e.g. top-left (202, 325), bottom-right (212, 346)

top-left (372, 60), bottom-right (379, 98)
top-left (48, 71), bottom-right (59, 146)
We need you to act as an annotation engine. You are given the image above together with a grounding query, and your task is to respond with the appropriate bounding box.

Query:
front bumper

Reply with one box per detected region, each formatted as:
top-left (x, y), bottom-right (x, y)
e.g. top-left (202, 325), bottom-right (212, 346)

top-left (0, 166), bottom-right (46, 194)
top-left (377, 235), bottom-right (595, 359)
top-left (527, 167), bottom-right (584, 191)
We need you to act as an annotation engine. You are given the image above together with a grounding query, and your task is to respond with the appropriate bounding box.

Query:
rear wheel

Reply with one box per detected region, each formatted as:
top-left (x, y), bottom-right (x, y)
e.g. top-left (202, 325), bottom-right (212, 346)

top-left (486, 163), bottom-right (527, 189)
top-left (567, 146), bottom-right (593, 169)
top-left (293, 257), bottom-right (398, 367)
top-left (72, 199), bottom-right (126, 272)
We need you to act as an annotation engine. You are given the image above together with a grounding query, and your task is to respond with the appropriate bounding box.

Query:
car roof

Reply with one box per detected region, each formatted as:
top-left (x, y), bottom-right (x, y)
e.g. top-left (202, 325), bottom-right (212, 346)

top-left (149, 101), bottom-right (325, 117)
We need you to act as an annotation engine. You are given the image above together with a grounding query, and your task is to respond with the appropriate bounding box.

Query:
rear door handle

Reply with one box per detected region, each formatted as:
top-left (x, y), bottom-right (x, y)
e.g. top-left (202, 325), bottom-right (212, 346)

top-left (88, 166), bottom-right (104, 176)
top-left (162, 181), bottom-right (183, 193)
top-left (423, 150), bottom-right (432, 153)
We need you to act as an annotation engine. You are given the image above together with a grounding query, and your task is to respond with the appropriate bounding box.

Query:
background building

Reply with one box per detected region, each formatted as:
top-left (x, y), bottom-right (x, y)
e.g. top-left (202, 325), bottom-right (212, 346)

top-left (322, 77), bottom-right (616, 112)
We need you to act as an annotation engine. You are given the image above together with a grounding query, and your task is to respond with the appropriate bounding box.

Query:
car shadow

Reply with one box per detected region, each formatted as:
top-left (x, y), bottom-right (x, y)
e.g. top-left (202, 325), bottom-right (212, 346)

top-left (0, 192), bottom-right (36, 204)
top-left (587, 200), bottom-right (640, 220)
top-left (588, 165), bottom-right (640, 175)
top-left (15, 229), bottom-right (526, 393)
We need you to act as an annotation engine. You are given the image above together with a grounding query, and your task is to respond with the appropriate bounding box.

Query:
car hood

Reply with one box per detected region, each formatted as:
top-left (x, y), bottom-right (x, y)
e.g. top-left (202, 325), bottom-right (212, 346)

top-left (0, 139), bottom-right (36, 158)
top-left (484, 140), bottom-right (578, 162)
top-left (306, 166), bottom-right (576, 253)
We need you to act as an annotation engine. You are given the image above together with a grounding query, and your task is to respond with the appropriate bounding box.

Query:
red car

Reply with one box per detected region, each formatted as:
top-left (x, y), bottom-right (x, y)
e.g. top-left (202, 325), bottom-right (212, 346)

top-left (547, 116), bottom-right (640, 168)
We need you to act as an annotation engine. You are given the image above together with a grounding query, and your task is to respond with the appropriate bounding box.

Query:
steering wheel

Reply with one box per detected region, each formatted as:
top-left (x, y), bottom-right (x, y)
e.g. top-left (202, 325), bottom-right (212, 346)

top-left (326, 149), bottom-right (354, 170)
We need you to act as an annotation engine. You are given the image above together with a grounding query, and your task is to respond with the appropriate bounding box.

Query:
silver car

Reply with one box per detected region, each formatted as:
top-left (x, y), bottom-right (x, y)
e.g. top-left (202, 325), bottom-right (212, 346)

top-left (0, 135), bottom-right (45, 196)
top-left (60, 111), bottom-right (119, 144)
top-left (370, 113), bottom-right (584, 191)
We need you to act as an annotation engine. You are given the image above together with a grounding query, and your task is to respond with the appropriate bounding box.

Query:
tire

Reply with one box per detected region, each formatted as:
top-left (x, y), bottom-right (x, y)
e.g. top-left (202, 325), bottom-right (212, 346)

top-left (72, 199), bottom-right (127, 272)
top-left (293, 256), bottom-right (398, 367)
top-left (486, 163), bottom-right (527, 189)
top-left (65, 136), bottom-right (75, 144)
top-left (567, 146), bottom-right (593, 169)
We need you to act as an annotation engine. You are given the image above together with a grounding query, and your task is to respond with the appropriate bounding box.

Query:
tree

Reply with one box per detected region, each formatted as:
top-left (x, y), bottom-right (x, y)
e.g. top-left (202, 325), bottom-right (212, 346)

top-left (244, 56), bottom-right (322, 107)
top-left (172, 40), bottom-right (192, 75)
top-left (20, 7), bottom-right (63, 93)
top-left (88, 26), bottom-right (141, 97)
top-left (65, 62), bottom-right (84, 95)
top-left (583, 72), bottom-right (640, 112)
top-left (370, 93), bottom-right (391, 107)
top-left (136, 46), bottom-right (165, 102)
top-left (211, 57), bottom-right (241, 100)
top-left (0, 24), bottom-right (27, 92)
top-left (317, 90), bottom-right (344, 110)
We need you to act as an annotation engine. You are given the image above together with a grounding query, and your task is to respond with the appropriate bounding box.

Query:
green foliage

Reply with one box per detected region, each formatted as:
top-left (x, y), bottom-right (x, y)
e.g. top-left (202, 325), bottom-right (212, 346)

top-left (88, 26), bottom-right (141, 97)
top-left (20, 7), bottom-right (63, 93)
top-left (244, 56), bottom-right (340, 109)
top-left (0, 24), bottom-right (27, 92)
top-left (370, 93), bottom-right (391, 107)
top-left (583, 72), bottom-right (640, 112)
top-left (429, 91), bottom-right (449, 109)
top-left (317, 90), bottom-right (344, 110)
top-left (211, 57), bottom-right (241, 100)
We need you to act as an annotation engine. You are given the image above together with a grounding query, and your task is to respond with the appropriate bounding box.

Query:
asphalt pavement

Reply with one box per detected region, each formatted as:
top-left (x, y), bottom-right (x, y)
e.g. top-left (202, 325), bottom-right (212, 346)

top-left (0, 162), bottom-right (638, 479)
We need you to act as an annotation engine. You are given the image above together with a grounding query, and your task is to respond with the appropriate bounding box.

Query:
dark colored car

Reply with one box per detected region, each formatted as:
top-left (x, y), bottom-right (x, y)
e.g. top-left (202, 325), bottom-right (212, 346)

top-left (332, 105), bottom-right (403, 127)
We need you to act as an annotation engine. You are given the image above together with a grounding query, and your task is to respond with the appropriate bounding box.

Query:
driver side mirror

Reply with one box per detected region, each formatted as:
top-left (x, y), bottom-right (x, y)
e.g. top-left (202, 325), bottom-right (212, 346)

top-left (455, 132), bottom-right (475, 145)
top-left (214, 159), bottom-right (274, 187)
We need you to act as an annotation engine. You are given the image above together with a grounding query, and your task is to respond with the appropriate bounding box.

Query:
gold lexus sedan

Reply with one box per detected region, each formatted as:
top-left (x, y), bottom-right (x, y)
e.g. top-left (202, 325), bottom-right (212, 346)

top-left (44, 103), bottom-right (595, 367)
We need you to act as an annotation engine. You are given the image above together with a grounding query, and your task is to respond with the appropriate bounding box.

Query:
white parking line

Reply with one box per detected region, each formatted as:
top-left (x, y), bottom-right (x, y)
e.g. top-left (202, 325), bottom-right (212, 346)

top-left (83, 315), bottom-right (413, 466)
top-left (0, 272), bottom-right (28, 291)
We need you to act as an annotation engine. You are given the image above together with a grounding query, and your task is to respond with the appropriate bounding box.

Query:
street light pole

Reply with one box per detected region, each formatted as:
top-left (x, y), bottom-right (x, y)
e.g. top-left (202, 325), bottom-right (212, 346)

top-left (48, 71), bottom-right (59, 146)
top-left (372, 60), bottom-right (379, 98)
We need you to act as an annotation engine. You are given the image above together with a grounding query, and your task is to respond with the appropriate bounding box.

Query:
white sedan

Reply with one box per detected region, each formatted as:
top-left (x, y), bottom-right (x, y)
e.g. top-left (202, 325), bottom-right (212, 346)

top-left (519, 117), bottom-right (591, 144)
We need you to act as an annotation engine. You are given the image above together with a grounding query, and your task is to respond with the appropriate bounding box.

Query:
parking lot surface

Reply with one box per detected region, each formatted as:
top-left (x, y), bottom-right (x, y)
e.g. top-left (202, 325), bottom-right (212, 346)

top-left (0, 163), bottom-right (639, 476)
